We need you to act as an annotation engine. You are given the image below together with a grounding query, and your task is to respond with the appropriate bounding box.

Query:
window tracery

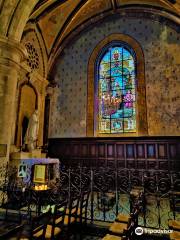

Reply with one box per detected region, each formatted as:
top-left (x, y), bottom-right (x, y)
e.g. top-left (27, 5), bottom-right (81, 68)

top-left (25, 42), bottom-right (39, 70)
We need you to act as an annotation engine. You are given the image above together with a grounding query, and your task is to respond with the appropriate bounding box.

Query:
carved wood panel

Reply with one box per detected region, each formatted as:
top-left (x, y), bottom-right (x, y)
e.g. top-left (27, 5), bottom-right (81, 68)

top-left (48, 137), bottom-right (180, 171)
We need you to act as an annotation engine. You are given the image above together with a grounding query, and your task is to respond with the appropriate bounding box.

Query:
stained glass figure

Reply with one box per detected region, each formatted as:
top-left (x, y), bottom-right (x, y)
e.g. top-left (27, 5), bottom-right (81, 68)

top-left (98, 45), bottom-right (136, 133)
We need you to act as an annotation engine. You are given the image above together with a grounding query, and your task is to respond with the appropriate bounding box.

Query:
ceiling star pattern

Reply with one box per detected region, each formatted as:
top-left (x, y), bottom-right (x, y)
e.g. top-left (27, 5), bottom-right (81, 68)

top-left (26, 0), bottom-right (180, 66)
top-left (0, 0), bottom-right (179, 40)
top-left (0, 0), bottom-right (179, 69)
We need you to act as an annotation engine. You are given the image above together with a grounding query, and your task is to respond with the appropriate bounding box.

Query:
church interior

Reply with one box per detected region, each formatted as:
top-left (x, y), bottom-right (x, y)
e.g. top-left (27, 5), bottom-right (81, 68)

top-left (0, 0), bottom-right (180, 239)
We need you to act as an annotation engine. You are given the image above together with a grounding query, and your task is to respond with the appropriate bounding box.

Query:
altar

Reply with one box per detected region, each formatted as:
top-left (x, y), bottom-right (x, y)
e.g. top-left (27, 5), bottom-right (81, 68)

top-left (10, 150), bottom-right (60, 184)
top-left (19, 158), bottom-right (60, 184)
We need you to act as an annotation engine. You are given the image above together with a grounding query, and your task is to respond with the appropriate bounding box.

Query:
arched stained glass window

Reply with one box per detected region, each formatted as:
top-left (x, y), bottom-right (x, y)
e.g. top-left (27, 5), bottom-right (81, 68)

top-left (98, 44), bottom-right (136, 134)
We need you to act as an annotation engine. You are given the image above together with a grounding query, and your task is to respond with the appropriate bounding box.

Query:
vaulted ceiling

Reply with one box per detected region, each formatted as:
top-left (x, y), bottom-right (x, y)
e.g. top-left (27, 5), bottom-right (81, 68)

top-left (0, 0), bottom-right (179, 71)
top-left (29, 0), bottom-right (180, 56)
top-left (1, 0), bottom-right (179, 41)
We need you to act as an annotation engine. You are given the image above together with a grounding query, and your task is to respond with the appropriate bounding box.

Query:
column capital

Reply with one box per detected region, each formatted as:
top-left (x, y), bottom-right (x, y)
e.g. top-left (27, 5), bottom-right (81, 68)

top-left (0, 36), bottom-right (27, 65)
top-left (46, 84), bottom-right (59, 97)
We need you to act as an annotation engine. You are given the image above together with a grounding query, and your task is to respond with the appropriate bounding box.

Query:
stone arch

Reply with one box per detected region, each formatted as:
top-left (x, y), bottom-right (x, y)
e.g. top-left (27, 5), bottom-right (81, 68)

top-left (0, 0), bottom-right (39, 40)
top-left (15, 83), bottom-right (38, 146)
top-left (8, 0), bottom-right (38, 40)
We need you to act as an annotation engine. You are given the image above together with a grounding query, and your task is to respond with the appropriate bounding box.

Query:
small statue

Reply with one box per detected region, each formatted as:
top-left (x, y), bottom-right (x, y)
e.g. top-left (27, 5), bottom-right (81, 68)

top-left (24, 109), bottom-right (39, 152)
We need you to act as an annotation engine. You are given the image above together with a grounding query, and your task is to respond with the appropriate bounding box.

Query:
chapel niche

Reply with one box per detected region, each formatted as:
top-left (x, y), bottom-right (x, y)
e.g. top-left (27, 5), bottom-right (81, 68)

top-left (16, 84), bottom-right (37, 147)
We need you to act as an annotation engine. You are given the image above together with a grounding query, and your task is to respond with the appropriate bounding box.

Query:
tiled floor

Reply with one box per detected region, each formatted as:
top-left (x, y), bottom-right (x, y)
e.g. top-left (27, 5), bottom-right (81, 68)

top-left (87, 193), bottom-right (180, 229)
top-left (1, 192), bottom-right (179, 240)
top-left (11, 192), bottom-right (180, 230)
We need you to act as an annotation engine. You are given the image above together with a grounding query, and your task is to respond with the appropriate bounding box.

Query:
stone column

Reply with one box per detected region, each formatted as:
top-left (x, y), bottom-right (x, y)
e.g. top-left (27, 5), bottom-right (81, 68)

top-left (0, 37), bottom-right (27, 163)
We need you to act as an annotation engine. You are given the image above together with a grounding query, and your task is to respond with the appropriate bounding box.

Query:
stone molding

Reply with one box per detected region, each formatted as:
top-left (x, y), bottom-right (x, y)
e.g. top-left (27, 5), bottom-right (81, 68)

top-left (14, 61), bottom-right (49, 148)
top-left (18, 62), bottom-right (49, 94)
top-left (0, 37), bottom-right (27, 64)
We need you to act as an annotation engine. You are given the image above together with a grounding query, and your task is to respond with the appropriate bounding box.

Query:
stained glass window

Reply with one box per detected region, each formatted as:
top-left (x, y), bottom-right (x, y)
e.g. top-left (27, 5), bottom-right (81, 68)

top-left (98, 45), bottom-right (136, 134)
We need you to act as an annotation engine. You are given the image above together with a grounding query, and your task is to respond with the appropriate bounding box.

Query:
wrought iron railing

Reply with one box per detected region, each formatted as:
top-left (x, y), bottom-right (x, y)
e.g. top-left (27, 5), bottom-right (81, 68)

top-left (0, 163), bottom-right (179, 229)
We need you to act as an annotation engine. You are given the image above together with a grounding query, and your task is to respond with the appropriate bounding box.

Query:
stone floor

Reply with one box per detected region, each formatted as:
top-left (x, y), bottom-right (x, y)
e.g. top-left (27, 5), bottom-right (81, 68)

top-left (2, 222), bottom-right (172, 240)
top-left (16, 192), bottom-right (179, 230)
top-left (86, 193), bottom-right (180, 229)
top-left (0, 192), bottom-right (179, 239)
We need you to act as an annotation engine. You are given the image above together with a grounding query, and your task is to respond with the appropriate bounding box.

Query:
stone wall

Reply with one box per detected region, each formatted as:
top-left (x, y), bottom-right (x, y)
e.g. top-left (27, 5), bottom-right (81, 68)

top-left (50, 15), bottom-right (180, 137)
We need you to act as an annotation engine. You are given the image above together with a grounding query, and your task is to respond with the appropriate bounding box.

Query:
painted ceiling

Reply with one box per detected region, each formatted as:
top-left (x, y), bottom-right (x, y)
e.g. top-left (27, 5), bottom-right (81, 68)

top-left (26, 0), bottom-right (180, 67)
